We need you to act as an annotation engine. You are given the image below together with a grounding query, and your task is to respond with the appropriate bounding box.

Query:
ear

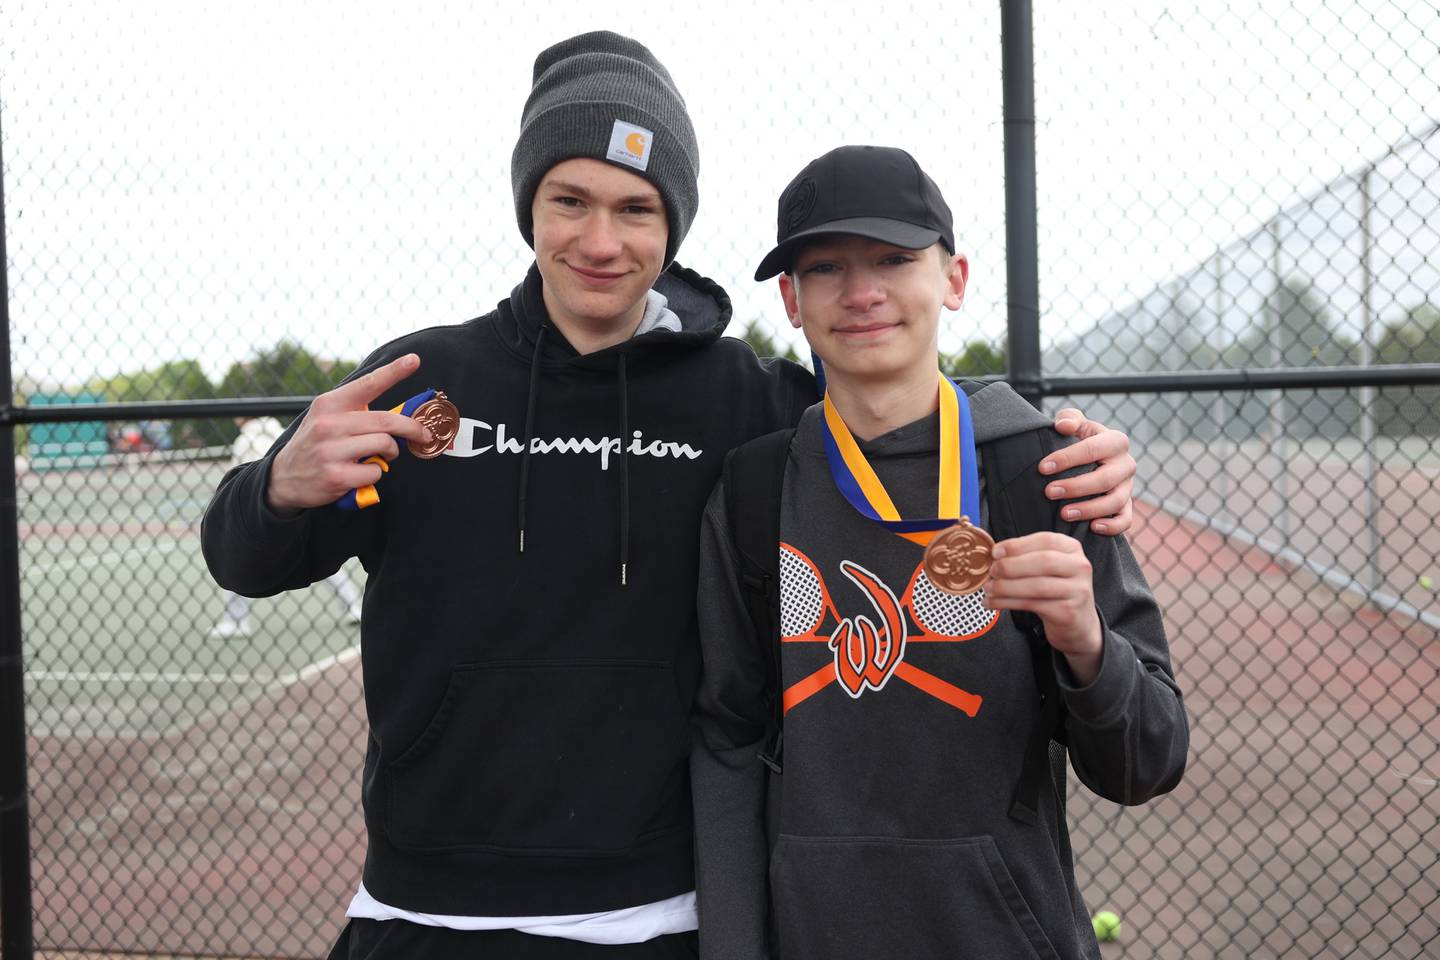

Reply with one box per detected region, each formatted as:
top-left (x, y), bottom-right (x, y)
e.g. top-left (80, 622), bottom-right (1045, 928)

top-left (941, 253), bottom-right (969, 311)
top-left (778, 273), bottom-right (803, 329)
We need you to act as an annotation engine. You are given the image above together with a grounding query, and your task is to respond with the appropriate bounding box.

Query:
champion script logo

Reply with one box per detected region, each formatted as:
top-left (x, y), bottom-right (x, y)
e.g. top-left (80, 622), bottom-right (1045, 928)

top-left (442, 417), bottom-right (703, 471)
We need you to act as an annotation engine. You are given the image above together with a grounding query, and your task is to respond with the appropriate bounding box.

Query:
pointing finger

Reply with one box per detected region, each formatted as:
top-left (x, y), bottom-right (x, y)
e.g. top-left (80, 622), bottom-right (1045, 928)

top-left (326, 354), bottom-right (422, 409)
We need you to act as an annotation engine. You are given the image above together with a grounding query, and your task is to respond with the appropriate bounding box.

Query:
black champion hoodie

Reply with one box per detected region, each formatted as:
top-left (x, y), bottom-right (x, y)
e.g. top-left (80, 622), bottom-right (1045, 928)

top-left (201, 262), bottom-right (815, 916)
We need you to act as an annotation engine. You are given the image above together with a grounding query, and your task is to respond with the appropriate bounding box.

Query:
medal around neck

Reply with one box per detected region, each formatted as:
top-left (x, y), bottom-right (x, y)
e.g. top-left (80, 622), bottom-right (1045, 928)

top-left (820, 374), bottom-right (992, 595)
top-left (922, 516), bottom-right (994, 595)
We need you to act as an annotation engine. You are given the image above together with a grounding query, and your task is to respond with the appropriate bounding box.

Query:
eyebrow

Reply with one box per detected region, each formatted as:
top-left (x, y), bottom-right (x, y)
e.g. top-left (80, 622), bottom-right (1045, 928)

top-left (792, 243), bottom-right (846, 264)
top-left (541, 180), bottom-right (661, 206)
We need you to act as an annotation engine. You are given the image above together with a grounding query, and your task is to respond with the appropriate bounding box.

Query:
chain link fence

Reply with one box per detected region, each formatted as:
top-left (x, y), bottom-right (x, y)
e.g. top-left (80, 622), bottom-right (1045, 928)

top-left (1034, 3), bottom-right (1439, 956)
top-left (2, 1), bottom-right (1437, 957)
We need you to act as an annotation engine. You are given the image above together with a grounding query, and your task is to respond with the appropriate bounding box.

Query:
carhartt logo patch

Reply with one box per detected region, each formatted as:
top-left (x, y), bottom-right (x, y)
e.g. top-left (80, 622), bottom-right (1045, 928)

top-left (607, 119), bottom-right (653, 172)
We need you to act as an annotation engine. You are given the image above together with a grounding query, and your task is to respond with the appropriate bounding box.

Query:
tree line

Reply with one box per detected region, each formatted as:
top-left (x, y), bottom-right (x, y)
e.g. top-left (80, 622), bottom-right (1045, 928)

top-left (16, 295), bottom-right (1437, 459)
top-left (17, 341), bottom-right (358, 454)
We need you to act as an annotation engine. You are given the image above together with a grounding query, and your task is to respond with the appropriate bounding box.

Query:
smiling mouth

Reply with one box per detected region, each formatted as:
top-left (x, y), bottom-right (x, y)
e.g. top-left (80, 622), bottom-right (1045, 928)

top-left (834, 322), bottom-right (900, 337)
top-left (568, 264), bottom-right (628, 285)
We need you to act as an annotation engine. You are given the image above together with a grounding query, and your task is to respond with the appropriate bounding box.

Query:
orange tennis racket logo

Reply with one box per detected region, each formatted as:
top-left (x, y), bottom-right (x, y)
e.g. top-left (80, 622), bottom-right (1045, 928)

top-left (779, 543), bottom-right (998, 717)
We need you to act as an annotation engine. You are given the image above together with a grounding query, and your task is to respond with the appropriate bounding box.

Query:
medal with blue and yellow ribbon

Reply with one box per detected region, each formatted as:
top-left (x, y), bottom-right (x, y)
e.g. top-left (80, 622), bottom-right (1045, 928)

top-left (336, 388), bottom-right (459, 511)
top-left (820, 373), bottom-right (994, 595)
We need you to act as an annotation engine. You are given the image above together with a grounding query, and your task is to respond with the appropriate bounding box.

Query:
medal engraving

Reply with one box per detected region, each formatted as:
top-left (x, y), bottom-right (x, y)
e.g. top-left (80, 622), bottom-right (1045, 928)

top-left (407, 392), bottom-right (460, 459)
top-left (922, 517), bottom-right (994, 595)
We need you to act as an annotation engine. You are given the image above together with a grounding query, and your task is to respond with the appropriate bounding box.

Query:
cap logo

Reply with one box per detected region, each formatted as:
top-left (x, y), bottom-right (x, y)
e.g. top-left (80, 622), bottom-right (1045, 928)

top-left (608, 119), bottom-right (654, 172)
top-left (782, 177), bottom-right (818, 232)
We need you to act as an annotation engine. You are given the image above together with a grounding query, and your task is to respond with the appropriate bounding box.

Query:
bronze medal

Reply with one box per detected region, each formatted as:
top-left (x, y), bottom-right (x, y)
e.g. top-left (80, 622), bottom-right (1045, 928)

top-left (922, 516), bottom-right (995, 595)
top-left (407, 391), bottom-right (460, 460)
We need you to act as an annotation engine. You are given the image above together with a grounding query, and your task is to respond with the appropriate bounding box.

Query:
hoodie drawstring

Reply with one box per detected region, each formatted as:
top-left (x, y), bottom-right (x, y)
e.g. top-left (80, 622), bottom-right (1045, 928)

top-left (517, 323), bottom-right (547, 554)
top-left (514, 320), bottom-right (632, 587)
top-left (618, 353), bottom-right (631, 587)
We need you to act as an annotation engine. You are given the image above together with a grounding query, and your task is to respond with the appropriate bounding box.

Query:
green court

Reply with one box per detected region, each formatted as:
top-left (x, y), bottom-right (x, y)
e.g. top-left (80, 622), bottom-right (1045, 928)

top-left (18, 454), bottom-right (365, 739)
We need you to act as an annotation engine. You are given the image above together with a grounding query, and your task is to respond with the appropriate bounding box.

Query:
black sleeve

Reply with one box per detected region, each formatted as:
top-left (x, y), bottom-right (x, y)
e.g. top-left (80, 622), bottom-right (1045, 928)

top-left (200, 357), bottom-right (391, 598)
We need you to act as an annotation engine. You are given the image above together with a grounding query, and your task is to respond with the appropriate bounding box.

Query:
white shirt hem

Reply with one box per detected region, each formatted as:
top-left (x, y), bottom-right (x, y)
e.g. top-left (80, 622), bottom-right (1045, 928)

top-left (345, 883), bottom-right (698, 945)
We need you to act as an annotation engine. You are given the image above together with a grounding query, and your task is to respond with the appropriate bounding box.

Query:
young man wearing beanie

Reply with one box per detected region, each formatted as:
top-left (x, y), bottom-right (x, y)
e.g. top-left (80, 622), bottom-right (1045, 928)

top-left (690, 146), bottom-right (1188, 960)
top-left (203, 34), bottom-right (1140, 959)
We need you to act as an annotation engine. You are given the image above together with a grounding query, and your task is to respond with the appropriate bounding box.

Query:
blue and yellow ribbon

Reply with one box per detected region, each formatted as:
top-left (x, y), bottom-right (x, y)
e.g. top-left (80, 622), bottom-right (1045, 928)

top-left (336, 388), bottom-right (437, 512)
top-left (819, 373), bottom-right (981, 545)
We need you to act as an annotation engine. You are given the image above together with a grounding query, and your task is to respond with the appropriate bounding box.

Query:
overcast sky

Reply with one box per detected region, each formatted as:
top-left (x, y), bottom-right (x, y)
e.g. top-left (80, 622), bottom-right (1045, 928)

top-left (2, 0), bottom-right (1436, 388)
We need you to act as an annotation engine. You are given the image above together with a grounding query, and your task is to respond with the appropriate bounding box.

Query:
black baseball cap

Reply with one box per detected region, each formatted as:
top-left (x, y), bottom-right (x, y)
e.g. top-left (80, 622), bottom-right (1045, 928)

top-left (753, 145), bottom-right (955, 281)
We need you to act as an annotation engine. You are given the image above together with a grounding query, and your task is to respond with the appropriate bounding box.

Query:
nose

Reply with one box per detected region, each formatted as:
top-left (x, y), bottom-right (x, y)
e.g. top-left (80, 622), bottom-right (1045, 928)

top-left (839, 267), bottom-right (885, 311)
top-left (576, 212), bottom-right (622, 262)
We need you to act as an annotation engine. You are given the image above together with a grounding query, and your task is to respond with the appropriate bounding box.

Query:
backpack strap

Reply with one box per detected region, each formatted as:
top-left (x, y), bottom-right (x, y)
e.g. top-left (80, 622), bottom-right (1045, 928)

top-left (721, 427), bottom-right (796, 774)
top-left (978, 422), bottom-right (1072, 825)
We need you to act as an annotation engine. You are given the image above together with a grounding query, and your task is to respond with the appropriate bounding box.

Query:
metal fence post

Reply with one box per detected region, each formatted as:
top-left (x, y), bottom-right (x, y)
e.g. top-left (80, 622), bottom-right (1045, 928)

top-left (1212, 251), bottom-right (1230, 521)
top-left (1358, 167), bottom-right (1380, 594)
top-left (1267, 218), bottom-right (1290, 550)
top-left (0, 96), bottom-right (37, 959)
top-left (1001, 0), bottom-right (1043, 408)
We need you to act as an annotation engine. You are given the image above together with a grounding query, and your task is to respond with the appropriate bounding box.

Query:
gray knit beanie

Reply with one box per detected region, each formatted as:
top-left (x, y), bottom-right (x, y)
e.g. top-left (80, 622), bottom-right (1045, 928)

top-left (512, 31), bottom-right (700, 267)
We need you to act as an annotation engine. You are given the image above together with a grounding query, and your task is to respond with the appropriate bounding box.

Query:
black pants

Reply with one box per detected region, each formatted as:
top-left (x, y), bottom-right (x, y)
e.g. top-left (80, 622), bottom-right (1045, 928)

top-left (328, 919), bottom-right (700, 960)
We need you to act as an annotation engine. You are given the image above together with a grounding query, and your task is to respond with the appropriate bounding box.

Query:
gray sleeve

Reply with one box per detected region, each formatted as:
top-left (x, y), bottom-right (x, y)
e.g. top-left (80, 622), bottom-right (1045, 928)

top-left (1054, 530), bottom-right (1190, 806)
top-left (691, 479), bottom-right (774, 960)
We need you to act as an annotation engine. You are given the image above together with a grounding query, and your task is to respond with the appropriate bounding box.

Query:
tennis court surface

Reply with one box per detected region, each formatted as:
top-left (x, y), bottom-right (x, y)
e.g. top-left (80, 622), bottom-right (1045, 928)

top-left (18, 452), bottom-right (1437, 957)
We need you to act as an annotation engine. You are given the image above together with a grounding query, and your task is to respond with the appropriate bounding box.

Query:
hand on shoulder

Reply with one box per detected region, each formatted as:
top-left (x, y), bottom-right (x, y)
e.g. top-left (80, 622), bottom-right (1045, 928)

top-left (1045, 408), bottom-right (1136, 536)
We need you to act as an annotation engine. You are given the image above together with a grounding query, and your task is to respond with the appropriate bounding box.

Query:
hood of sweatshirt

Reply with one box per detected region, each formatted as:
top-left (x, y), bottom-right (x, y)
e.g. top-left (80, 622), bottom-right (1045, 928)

top-left (789, 379), bottom-right (1052, 473)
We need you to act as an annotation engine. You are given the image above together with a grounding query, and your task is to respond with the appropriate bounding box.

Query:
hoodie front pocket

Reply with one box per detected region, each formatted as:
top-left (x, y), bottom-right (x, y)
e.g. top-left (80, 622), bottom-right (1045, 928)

top-left (384, 659), bottom-right (689, 854)
top-left (770, 834), bottom-right (1060, 960)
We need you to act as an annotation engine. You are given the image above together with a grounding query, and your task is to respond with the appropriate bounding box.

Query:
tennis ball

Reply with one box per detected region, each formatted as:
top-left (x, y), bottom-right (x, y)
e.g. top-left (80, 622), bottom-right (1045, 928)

top-left (1420, 575), bottom-right (1435, 590)
top-left (1092, 910), bottom-right (1122, 942)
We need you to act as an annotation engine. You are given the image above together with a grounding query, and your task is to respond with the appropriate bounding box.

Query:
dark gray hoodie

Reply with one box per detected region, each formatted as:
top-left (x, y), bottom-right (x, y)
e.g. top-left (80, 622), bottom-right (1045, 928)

top-left (691, 382), bottom-right (1188, 960)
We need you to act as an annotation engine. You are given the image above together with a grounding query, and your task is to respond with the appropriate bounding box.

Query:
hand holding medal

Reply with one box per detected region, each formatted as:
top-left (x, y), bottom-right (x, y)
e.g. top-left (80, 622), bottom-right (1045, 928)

top-left (337, 388), bottom-right (460, 510)
top-left (266, 354), bottom-right (434, 515)
top-left (983, 532), bottom-right (1103, 684)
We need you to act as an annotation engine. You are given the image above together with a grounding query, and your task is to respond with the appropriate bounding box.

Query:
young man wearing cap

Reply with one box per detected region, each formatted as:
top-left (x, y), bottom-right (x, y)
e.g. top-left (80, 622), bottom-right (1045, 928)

top-left (690, 146), bottom-right (1188, 960)
top-left (204, 34), bottom-right (1139, 959)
